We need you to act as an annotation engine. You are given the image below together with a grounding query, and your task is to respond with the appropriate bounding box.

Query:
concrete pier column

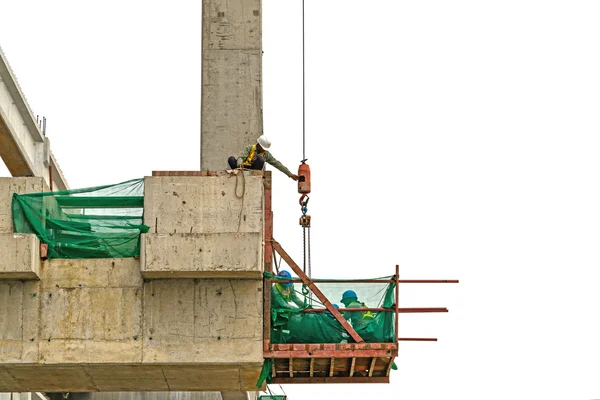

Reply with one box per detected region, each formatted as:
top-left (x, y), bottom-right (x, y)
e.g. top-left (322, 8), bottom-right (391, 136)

top-left (200, 0), bottom-right (263, 171)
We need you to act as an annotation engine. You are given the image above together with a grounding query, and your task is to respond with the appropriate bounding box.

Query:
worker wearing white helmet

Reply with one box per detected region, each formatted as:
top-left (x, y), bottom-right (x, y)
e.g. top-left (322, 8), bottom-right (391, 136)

top-left (228, 135), bottom-right (299, 180)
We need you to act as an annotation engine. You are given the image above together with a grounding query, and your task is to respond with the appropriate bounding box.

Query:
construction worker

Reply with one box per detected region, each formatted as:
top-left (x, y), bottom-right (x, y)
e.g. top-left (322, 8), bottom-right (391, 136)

top-left (271, 270), bottom-right (304, 310)
top-left (271, 270), bottom-right (304, 343)
top-left (340, 290), bottom-right (375, 330)
top-left (228, 135), bottom-right (299, 180)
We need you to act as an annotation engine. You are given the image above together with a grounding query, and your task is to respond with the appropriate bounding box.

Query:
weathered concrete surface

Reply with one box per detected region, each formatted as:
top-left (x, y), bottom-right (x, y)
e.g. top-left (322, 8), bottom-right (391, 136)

top-left (0, 175), bottom-right (266, 392)
top-left (144, 175), bottom-right (264, 234)
top-left (143, 279), bottom-right (262, 364)
top-left (0, 234), bottom-right (39, 280)
top-left (141, 233), bottom-right (262, 279)
top-left (64, 393), bottom-right (225, 400)
top-left (0, 365), bottom-right (263, 392)
top-left (0, 259), bottom-right (264, 392)
top-left (0, 178), bottom-right (48, 233)
top-left (142, 175), bottom-right (264, 278)
top-left (200, 0), bottom-right (262, 171)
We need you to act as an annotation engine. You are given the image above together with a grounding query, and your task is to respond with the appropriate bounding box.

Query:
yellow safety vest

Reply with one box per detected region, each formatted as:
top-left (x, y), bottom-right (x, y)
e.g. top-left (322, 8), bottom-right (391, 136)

top-left (275, 283), bottom-right (292, 301)
top-left (243, 145), bottom-right (265, 167)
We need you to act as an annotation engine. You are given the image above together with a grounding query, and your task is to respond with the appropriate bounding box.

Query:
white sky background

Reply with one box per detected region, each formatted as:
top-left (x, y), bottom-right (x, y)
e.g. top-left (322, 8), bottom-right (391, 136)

top-left (1, 1), bottom-right (600, 399)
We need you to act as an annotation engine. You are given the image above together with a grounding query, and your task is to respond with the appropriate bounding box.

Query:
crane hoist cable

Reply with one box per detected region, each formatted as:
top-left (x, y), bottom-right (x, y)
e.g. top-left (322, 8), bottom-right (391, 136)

top-left (298, 0), bottom-right (313, 296)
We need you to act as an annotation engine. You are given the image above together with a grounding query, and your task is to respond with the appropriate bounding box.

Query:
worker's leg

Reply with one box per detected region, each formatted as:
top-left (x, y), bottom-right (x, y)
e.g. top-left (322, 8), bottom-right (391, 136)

top-left (228, 156), bottom-right (238, 169)
top-left (249, 156), bottom-right (265, 170)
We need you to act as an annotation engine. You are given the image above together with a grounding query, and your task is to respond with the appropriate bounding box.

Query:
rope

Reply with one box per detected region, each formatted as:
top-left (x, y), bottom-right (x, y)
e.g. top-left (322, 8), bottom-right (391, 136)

top-left (273, 250), bottom-right (280, 274)
top-left (308, 225), bottom-right (311, 279)
top-left (234, 169), bottom-right (246, 232)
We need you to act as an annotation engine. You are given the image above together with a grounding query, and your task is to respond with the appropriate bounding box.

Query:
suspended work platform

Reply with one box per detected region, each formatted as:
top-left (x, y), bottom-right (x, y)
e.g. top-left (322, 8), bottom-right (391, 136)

top-left (258, 240), bottom-right (457, 386)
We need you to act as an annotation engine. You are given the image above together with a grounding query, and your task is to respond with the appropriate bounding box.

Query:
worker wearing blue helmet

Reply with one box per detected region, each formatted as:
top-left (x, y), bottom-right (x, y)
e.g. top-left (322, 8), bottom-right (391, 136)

top-left (272, 270), bottom-right (304, 310)
top-left (340, 289), bottom-right (374, 329)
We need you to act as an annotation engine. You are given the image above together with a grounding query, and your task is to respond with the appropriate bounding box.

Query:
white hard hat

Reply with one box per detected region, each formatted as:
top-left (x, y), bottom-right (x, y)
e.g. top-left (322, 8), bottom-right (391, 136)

top-left (257, 135), bottom-right (271, 150)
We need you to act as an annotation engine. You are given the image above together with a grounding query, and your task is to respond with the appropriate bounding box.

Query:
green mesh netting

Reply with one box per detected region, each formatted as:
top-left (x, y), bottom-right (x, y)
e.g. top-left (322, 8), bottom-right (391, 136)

top-left (257, 274), bottom-right (397, 387)
top-left (268, 272), bottom-right (397, 345)
top-left (12, 179), bottom-right (149, 259)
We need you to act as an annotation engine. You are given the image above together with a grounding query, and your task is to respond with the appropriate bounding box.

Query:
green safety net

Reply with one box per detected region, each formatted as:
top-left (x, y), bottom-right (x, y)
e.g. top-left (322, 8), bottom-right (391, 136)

top-left (257, 273), bottom-right (397, 387)
top-left (267, 272), bottom-right (396, 345)
top-left (12, 179), bottom-right (149, 259)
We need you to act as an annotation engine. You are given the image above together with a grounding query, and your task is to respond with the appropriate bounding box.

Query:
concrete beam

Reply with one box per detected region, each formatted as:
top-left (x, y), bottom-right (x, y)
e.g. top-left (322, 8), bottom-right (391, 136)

top-left (220, 393), bottom-right (257, 400)
top-left (0, 256), bottom-right (264, 392)
top-left (0, 47), bottom-right (67, 190)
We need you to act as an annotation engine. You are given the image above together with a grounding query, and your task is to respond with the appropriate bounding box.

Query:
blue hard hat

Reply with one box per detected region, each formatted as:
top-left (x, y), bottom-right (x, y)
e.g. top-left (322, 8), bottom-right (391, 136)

top-left (277, 270), bottom-right (293, 287)
top-left (341, 290), bottom-right (358, 303)
top-left (326, 304), bottom-right (340, 318)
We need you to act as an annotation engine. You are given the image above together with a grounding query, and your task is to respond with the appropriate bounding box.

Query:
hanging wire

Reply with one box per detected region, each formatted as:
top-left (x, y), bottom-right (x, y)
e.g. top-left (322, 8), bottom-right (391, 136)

top-left (302, 0), bottom-right (306, 161)
top-left (302, 227), bottom-right (307, 274)
top-left (307, 226), bottom-right (311, 279)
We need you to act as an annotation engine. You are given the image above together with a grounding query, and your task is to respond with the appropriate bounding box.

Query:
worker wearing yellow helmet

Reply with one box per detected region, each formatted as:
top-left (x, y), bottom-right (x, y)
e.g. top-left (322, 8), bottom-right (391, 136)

top-left (228, 135), bottom-right (299, 180)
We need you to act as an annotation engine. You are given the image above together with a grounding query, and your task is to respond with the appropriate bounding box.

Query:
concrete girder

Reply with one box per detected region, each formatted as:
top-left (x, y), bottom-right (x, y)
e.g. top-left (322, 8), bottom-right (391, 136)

top-left (0, 47), bottom-right (67, 191)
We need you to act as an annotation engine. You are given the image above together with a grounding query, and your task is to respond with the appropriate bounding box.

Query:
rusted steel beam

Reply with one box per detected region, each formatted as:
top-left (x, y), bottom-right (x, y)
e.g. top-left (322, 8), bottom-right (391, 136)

top-left (264, 348), bottom-right (398, 359)
top-left (368, 358), bottom-right (377, 377)
top-left (298, 307), bottom-right (448, 313)
top-left (385, 358), bottom-right (395, 377)
top-left (300, 307), bottom-right (392, 313)
top-left (270, 377), bottom-right (389, 384)
top-left (309, 358), bottom-right (314, 377)
top-left (269, 343), bottom-right (397, 352)
top-left (263, 171), bottom-right (273, 273)
top-left (398, 338), bottom-right (438, 341)
top-left (263, 277), bottom-right (271, 352)
top-left (276, 279), bottom-right (396, 284)
top-left (271, 240), bottom-right (364, 343)
top-left (395, 265), bottom-right (399, 344)
top-left (275, 279), bottom-right (459, 284)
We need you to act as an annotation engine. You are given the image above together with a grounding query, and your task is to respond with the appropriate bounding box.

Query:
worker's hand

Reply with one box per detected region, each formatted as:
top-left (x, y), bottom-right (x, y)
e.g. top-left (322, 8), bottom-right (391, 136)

top-left (290, 174), bottom-right (299, 181)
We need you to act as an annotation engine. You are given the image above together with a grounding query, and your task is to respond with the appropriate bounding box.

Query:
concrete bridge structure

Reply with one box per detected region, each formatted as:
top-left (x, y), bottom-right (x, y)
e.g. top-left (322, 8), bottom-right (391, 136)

top-left (0, 172), bottom-right (269, 393)
top-left (1, 0), bottom-right (265, 399)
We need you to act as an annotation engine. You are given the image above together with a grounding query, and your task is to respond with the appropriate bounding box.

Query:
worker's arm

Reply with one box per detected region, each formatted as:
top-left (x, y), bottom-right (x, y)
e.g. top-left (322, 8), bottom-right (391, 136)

top-left (271, 288), bottom-right (292, 309)
top-left (264, 152), bottom-right (295, 178)
top-left (291, 290), bottom-right (305, 308)
top-left (344, 302), bottom-right (363, 323)
top-left (236, 145), bottom-right (253, 166)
